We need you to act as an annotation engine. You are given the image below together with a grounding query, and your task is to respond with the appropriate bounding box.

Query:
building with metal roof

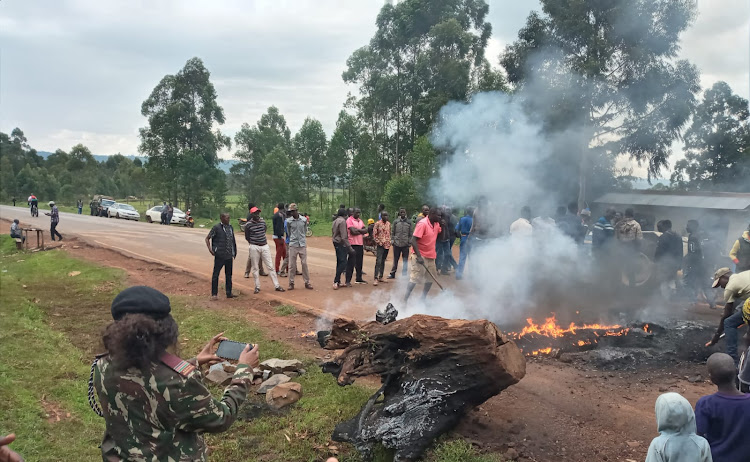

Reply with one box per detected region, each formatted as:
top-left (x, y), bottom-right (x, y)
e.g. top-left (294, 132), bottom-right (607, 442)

top-left (595, 191), bottom-right (750, 211)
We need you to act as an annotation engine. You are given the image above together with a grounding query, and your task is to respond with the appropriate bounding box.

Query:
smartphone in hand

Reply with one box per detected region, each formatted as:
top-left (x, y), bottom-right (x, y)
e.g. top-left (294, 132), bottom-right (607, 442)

top-left (216, 340), bottom-right (253, 361)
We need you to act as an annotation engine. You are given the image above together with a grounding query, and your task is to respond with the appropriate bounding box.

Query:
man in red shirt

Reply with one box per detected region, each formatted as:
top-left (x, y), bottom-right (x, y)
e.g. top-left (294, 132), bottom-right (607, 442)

top-left (404, 207), bottom-right (442, 303)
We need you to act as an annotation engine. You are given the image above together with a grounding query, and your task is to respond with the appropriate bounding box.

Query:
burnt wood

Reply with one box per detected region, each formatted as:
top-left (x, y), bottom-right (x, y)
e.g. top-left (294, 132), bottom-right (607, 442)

top-left (320, 315), bottom-right (526, 461)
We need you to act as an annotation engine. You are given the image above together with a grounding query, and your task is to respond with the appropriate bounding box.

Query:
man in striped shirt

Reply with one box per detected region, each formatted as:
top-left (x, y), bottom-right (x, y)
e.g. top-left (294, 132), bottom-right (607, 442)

top-left (592, 208), bottom-right (616, 255)
top-left (45, 201), bottom-right (63, 241)
top-left (244, 207), bottom-right (285, 294)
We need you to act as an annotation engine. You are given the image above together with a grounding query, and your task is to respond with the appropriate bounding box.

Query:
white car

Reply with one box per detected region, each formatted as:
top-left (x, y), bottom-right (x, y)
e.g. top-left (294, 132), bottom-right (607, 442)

top-left (145, 205), bottom-right (187, 225)
top-left (108, 203), bottom-right (141, 221)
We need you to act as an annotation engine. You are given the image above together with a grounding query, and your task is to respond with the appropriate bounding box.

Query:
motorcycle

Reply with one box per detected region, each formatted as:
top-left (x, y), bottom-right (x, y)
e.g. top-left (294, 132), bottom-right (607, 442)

top-left (302, 213), bottom-right (313, 237)
top-left (185, 210), bottom-right (194, 228)
top-left (30, 203), bottom-right (38, 217)
top-left (363, 234), bottom-right (377, 257)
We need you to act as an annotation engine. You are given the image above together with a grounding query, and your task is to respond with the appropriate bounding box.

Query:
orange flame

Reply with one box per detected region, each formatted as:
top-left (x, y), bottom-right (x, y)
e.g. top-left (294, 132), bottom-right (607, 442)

top-left (643, 324), bottom-right (651, 333)
top-left (514, 314), bottom-right (627, 339)
top-left (301, 331), bottom-right (316, 338)
top-left (530, 347), bottom-right (553, 356)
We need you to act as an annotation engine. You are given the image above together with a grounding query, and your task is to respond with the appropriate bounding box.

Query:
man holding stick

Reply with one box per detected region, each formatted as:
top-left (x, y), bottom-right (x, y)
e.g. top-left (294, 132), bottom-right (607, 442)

top-left (404, 207), bottom-right (442, 303)
top-left (706, 267), bottom-right (750, 364)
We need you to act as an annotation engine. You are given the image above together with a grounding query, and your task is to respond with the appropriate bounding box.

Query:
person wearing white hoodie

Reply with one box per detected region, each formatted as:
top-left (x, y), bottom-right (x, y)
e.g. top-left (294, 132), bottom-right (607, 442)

top-left (645, 392), bottom-right (712, 462)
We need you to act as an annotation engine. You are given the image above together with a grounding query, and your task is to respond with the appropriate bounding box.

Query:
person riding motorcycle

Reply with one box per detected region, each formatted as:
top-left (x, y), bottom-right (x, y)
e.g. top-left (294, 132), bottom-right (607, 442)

top-left (28, 194), bottom-right (38, 217)
top-left (186, 209), bottom-right (195, 228)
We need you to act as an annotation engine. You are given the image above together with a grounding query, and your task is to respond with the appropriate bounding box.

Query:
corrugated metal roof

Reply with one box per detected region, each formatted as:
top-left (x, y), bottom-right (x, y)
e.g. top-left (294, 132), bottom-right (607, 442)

top-left (594, 192), bottom-right (750, 211)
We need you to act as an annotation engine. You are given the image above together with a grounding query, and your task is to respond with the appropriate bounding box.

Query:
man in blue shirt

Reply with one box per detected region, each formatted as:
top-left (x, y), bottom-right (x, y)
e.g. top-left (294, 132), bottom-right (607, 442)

top-left (696, 352), bottom-right (750, 462)
top-left (455, 207), bottom-right (473, 280)
top-left (592, 208), bottom-right (616, 255)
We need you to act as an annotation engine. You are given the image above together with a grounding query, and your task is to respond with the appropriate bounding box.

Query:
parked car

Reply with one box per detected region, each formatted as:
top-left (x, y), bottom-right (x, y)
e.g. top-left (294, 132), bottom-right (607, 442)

top-left (98, 199), bottom-right (116, 217)
top-left (145, 205), bottom-right (187, 225)
top-left (108, 203), bottom-right (141, 221)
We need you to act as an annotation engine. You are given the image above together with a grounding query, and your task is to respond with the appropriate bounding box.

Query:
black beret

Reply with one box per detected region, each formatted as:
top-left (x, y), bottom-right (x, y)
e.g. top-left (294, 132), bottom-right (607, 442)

top-left (111, 286), bottom-right (171, 321)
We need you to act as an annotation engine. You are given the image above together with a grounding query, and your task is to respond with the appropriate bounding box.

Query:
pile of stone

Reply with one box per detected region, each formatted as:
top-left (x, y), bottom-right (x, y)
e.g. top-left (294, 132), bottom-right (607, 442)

top-left (205, 358), bottom-right (306, 409)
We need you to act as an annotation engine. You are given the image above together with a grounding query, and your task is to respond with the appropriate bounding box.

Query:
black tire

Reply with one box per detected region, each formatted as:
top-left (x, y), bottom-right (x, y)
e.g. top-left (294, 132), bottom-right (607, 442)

top-left (146, 215), bottom-right (152, 223)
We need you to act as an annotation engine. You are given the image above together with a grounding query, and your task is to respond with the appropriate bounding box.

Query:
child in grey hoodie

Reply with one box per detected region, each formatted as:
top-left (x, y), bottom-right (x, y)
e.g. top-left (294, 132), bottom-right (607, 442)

top-left (646, 392), bottom-right (712, 462)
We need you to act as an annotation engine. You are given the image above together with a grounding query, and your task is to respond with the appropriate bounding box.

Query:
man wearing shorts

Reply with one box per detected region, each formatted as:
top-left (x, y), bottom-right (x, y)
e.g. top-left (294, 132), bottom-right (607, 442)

top-left (404, 207), bottom-right (442, 303)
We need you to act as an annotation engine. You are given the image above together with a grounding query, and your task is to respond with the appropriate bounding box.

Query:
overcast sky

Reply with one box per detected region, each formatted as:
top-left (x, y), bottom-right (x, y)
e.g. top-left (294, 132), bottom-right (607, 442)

top-left (1, 0), bottom-right (748, 174)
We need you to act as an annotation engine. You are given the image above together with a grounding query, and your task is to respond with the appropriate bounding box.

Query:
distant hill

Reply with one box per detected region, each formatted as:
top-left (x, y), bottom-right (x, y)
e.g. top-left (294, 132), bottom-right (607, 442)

top-left (36, 151), bottom-right (238, 173)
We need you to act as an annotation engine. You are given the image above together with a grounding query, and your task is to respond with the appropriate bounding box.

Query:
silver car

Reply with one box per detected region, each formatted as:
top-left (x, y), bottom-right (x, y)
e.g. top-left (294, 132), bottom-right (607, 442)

top-left (108, 203), bottom-right (141, 221)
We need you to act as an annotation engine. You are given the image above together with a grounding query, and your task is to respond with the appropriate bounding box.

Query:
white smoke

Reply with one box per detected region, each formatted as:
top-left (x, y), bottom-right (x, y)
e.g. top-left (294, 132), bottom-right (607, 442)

top-left (338, 89), bottom-right (678, 330)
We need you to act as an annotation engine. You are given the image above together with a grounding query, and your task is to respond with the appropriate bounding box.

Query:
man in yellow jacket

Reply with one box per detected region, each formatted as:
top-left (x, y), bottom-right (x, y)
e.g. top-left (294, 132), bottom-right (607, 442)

top-left (729, 225), bottom-right (750, 274)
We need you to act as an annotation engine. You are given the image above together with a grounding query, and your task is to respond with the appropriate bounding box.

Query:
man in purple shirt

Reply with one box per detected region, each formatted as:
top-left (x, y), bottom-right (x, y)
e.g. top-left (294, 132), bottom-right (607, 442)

top-left (695, 352), bottom-right (750, 462)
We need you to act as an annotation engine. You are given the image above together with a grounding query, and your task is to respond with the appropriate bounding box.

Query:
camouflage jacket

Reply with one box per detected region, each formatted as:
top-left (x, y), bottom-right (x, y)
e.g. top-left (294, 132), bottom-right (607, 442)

top-left (93, 354), bottom-right (252, 461)
top-left (615, 218), bottom-right (643, 243)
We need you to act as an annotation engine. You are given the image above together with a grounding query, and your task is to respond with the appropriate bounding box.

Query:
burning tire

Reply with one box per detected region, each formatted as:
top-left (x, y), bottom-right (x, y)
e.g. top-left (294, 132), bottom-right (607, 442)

top-left (620, 252), bottom-right (656, 288)
top-left (619, 233), bottom-right (660, 290)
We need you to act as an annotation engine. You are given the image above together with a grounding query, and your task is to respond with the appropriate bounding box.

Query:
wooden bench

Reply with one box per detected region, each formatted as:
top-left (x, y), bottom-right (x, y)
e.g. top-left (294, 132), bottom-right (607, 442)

top-left (14, 238), bottom-right (23, 250)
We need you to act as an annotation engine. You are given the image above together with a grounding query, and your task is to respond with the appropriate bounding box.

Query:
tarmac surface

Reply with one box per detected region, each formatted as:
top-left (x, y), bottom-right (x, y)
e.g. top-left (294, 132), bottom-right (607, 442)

top-left (1, 204), bottom-right (457, 321)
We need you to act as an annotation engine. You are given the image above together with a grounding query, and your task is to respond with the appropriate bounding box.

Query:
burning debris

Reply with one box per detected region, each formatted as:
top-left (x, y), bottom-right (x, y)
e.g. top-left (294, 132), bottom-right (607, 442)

top-left (509, 315), bottom-right (719, 371)
top-left (509, 314), bottom-right (656, 357)
top-left (318, 314), bottom-right (525, 461)
top-left (513, 314), bottom-right (629, 339)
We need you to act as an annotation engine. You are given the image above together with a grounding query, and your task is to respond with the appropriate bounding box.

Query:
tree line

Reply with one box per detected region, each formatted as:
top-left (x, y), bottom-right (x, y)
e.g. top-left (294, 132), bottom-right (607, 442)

top-left (2, 0), bottom-right (749, 219)
top-left (1, 129), bottom-right (148, 204)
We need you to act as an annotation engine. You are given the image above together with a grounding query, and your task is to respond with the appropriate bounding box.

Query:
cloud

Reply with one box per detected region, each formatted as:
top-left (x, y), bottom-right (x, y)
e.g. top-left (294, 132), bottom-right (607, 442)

top-left (1, 0), bottom-right (747, 171)
top-left (0, 0), bottom-right (381, 156)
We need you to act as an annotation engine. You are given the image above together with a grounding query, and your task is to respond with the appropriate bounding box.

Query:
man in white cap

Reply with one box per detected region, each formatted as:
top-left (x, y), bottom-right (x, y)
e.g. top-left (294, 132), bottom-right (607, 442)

top-left (706, 267), bottom-right (750, 364)
top-left (44, 201), bottom-right (63, 241)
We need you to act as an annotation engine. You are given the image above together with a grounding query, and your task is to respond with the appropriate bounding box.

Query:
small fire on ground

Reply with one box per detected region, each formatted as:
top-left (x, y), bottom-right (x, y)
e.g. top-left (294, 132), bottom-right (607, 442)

top-left (301, 331), bottom-right (316, 338)
top-left (510, 314), bottom-right (653, 357)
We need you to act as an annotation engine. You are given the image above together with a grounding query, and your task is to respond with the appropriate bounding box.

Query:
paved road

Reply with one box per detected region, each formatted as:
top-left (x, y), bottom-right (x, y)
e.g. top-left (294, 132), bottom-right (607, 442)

top-left (0, 204), bottom-right (421, 320)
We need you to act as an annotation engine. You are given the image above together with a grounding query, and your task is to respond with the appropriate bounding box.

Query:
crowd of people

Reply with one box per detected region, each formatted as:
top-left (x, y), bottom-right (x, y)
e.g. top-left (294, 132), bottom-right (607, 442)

top-left (202, 199), bottom-right (750, 315)
top-left (205, 203), bottom-right (316, 299)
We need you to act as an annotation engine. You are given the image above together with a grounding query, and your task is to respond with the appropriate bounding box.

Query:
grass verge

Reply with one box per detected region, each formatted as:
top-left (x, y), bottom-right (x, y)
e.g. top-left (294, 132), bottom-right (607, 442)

top-left (274, 304), bottom-right (298, 316)
top-left (0, 236), bottom-right (500, 462)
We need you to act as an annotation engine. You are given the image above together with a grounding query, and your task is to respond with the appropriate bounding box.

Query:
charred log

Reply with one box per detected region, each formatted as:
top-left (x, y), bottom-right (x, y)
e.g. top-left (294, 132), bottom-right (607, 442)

top-left (320, 315), bottom-right (526, 461)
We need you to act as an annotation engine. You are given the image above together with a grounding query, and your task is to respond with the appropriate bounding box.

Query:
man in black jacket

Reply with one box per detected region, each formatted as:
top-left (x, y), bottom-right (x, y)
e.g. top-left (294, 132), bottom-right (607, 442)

top-left (655, 220), bottom-right (683, 297)
top-left (205, 213), bottom-right (237, 300)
